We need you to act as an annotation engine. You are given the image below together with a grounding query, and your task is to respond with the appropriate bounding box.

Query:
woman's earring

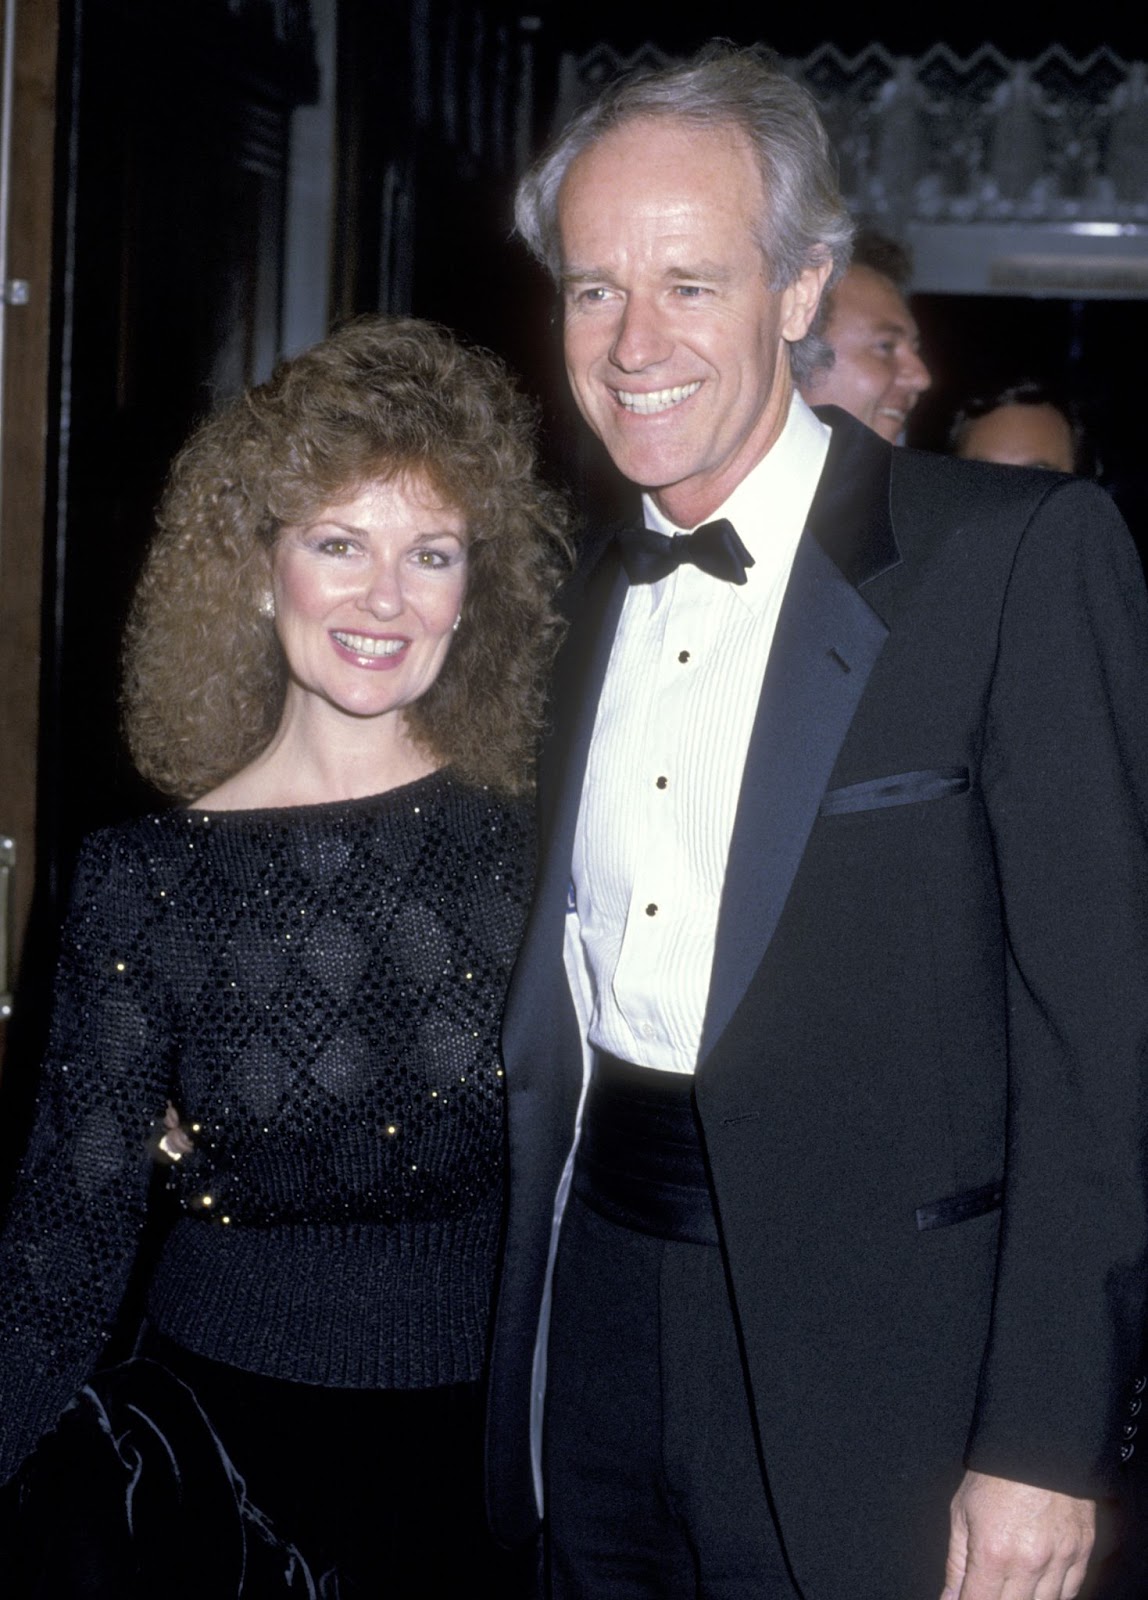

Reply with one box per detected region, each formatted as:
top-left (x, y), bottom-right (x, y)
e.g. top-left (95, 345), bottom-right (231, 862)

top-left (452, 614), bottom-right (461, 634)
top-left (259, 591), bottom-right (276, 620)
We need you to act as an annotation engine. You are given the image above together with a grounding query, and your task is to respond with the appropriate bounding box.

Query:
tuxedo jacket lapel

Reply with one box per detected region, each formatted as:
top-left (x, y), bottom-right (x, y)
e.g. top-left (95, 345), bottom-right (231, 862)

top-left (700, 411), bottom-right (900, 1061)
top-left (540, 546), bottom-right (628, 890)
top-left (501, 547), bottom-right (627, 1077)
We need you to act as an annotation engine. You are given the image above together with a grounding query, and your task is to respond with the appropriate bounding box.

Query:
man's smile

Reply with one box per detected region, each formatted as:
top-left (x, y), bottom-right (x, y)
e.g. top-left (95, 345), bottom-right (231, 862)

top-left (611, 382), bottom-right (703, 416)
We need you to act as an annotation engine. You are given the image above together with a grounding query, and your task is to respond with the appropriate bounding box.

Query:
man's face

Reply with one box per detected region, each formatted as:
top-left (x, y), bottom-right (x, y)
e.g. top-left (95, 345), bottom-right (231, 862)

top-left (956, 403), bottom-right (1076, 473)
top-left (557, 117), bottom-right (829, 529)
top-left (803, 265), bottom-right (930, 442)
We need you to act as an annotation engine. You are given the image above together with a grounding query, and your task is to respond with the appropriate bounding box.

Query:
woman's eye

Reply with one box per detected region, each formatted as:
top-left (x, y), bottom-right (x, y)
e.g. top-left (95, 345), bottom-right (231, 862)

top-left (414, 548), bottom-right (450, 568)
top-left (317, 537), bottom-right (354, 556)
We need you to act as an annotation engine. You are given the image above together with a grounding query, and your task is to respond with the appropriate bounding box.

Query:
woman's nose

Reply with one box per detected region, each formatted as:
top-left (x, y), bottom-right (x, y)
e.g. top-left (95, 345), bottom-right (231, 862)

top-left (358, 560), bottom-right (403, 619)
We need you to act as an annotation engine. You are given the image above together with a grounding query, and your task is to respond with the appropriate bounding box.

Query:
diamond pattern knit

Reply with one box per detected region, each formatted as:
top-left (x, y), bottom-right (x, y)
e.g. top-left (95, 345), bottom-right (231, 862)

top-left (0, 770), bottom-right (532, 1484)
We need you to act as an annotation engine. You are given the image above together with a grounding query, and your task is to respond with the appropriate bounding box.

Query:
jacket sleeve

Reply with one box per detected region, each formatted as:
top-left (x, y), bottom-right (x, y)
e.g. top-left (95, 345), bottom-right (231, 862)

top-left (0, 829), bottom-right (176, 1484)
top-left (966, 478), bottom-right (1148, 1496)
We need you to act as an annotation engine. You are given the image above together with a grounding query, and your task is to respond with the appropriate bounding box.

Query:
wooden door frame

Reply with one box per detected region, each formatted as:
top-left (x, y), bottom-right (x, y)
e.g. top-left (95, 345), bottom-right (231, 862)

top-left (0, 0), bottom-right (58, 1045)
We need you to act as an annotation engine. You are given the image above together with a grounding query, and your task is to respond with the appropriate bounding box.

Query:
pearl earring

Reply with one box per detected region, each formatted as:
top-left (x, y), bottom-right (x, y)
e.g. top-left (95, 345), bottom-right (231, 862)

top-left (259, 591), bottom-right (275, 620)
top-left (452, 614), bottom-right (461, 634)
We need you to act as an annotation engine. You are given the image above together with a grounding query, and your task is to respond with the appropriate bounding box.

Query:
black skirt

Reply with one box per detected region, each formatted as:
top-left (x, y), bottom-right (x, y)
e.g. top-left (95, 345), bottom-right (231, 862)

top-left (4, 1331), bottom-right (537, 1599)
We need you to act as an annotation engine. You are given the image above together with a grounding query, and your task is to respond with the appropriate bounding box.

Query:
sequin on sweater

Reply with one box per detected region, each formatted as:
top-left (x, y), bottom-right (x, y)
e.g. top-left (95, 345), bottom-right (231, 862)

top-left (0, 770), bottom-right (532, 1484)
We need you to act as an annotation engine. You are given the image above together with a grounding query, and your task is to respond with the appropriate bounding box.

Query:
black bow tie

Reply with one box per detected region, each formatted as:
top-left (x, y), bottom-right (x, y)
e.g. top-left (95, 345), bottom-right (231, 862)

top-left (616, 518), bottom-right (755, 586)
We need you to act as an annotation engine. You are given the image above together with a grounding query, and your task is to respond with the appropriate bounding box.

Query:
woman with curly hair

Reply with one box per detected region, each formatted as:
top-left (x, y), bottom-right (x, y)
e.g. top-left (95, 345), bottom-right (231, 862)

top-left (0, 315), bottom-right (570, 1596)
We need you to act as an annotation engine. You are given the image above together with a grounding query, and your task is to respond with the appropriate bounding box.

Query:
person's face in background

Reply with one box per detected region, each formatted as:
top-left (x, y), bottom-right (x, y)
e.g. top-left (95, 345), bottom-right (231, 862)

top-left (803, 265), bottom-right (930, 442)
top-left (955, 403), bottom-right (1076, 472)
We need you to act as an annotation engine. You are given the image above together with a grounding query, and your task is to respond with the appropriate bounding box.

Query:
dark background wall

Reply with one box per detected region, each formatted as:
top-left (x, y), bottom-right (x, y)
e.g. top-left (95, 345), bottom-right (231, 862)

top-left (1, 0), bottom-right (322, 1163)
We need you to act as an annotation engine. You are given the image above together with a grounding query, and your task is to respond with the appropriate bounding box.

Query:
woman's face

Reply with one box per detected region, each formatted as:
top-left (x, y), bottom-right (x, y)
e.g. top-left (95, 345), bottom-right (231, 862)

top-left (272, 473), bottom-right (468, 727)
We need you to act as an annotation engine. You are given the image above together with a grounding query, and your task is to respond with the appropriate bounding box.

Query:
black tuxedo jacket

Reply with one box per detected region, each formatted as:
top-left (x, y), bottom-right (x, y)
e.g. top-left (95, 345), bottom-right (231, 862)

top-left (486, 409), bottom-right (1148, 1597)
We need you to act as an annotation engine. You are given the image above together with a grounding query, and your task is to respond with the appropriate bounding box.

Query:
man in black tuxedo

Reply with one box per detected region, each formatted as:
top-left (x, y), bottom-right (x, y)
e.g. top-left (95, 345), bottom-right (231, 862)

top-left (485, 44), bottom-right (1148, 1600)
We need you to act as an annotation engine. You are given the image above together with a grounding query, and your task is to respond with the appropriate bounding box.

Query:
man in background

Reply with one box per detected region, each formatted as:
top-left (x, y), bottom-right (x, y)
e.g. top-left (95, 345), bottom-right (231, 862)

top-left (800, 226), bottom-right (931, 440)
top-left (951, 380), bottom-right (1087, 474)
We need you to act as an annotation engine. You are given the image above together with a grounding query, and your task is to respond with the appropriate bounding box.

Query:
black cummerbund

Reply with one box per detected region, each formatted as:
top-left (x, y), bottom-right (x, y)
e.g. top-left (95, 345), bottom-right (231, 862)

top-left (572, 1053), bottom-right (719, 1246)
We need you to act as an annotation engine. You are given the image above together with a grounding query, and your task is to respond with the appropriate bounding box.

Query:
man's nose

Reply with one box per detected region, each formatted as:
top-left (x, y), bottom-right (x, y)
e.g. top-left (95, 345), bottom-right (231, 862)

top-left (899, 346), bottom-right (931, 395)
top-left (609, 295), bottom-right (670, 372)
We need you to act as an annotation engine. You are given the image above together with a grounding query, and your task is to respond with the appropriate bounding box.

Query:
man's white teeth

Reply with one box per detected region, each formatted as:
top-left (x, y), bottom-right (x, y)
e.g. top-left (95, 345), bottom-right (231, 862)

top-left (615, 382), bottom-right (702, 415)
top-left (333, 632), bottom-right (404, 657)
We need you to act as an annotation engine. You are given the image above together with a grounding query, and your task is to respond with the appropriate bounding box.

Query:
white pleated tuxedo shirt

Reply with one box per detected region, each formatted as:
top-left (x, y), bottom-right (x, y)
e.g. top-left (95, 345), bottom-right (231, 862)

top-left (568, 394), bottom-right (832, 1074)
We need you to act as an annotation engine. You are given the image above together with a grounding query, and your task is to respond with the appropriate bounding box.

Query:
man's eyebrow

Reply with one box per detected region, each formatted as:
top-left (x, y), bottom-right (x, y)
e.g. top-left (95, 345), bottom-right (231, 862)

top-left (559, 262), bottom-right (737, 288)
top-left (665, 262), bottom-right (734, 282)
top-left (868, 316), bottom-right (918, 338)
top-left (560, 267), bottom-right (616, 288)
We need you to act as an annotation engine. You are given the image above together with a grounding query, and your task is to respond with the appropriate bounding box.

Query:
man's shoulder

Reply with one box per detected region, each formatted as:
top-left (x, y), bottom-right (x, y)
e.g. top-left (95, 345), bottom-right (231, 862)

top-left (877, 449), bottom-right (1145, 661)
top-left (891, 442), bottom-right (1108, 519)
top-left (889, 445), bottom-right (1128, 563)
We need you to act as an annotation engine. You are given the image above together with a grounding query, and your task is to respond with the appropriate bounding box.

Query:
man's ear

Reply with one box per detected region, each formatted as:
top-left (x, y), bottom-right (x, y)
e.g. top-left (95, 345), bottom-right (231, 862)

top-left (781, 258), bottom-right (833, 344)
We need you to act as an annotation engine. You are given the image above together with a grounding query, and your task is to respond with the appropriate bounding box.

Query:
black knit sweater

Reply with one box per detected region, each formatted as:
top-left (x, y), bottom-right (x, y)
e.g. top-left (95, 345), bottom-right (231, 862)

top-left (0, 771), bottom-right (532, 1485)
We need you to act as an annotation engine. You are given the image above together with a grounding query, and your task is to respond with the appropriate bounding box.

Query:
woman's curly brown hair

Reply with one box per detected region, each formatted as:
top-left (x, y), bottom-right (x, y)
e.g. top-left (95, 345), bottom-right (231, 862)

top-left (123, 316), bottom-right (572, 800)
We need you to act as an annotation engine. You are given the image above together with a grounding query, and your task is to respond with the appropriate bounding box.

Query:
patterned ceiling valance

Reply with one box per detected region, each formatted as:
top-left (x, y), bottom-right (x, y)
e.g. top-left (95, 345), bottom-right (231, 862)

top-left (550, 42), bottom-right (1148, 228)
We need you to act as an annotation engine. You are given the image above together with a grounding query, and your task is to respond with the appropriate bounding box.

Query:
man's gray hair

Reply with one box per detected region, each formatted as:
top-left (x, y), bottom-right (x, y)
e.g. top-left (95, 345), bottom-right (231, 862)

top-left (514, 43), bottom-right (854, 384)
